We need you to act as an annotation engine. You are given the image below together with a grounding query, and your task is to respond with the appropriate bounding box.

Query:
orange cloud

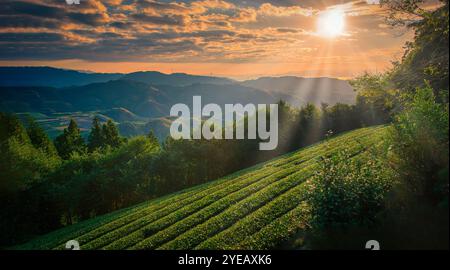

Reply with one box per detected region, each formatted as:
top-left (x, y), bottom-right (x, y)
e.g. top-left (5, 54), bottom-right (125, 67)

top-left (258, 3), bottom-right (315, 17)
top-left (0, 0), bottom-right (428, 79)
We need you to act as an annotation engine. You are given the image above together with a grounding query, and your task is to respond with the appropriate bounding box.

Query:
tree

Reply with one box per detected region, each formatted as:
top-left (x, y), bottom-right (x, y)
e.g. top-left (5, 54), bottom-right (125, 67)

top-left (54, 119), bottom-right (86, 159)
top-left (297, 103), bottom-right (321, 147)
top-left (88, 117), bottom-right (104, 152)
top-left (25, 116), bottom-right (58, 156)
top-left (350, 72), bottom-right (399, 124)
top-left (380, 0), bottom-right (430, 27)
top-left (324, 103), bottom-right (359, 134)
top-left (381, 0), bottom-right (449, 94)
top-left (0, 113), bottom-right (60, 193)
top-left (0, 112), bottom-right (29, 144)
top-left (147, 130), bottom-right (160, 149)
top-left (102, 120), bottom-right (122, 148)
top-left (276, 100), bottom-right (299, 153)
top-left (390, 85), bottom-right (449, 202)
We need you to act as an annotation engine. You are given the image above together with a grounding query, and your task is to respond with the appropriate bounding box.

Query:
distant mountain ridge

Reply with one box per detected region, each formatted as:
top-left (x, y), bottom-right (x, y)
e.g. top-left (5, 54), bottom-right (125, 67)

top-left (0, 67), bottom-right (123, 88)
top-left (241, 76), bottom-right (355, 106)
top-left (122, 71), bottom-right (235, 86)
top-left (0, 67), bottom-right (356, 105)
top-left (0, 66), bottom-right (356, 113)
top-left (0, 79), bottom-right (276, 117)
top-left (0, 67), bottom-right (235, 88)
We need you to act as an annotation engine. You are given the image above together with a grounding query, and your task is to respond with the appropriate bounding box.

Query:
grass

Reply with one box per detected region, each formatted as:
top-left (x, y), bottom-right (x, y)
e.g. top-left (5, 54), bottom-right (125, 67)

top-left (14, 126), bottom-right (388, 250)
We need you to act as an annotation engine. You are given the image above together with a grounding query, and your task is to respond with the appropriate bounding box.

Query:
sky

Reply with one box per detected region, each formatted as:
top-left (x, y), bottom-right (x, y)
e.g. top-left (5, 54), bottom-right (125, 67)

top-left (0, 0), bottom-right (433, 79)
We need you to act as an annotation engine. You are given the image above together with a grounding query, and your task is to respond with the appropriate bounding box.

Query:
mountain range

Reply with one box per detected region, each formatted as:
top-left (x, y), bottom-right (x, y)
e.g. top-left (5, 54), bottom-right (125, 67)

top-left (0, 67), bottom-right (234, 88)
top-left (0, 66), bottom-right (356, 139)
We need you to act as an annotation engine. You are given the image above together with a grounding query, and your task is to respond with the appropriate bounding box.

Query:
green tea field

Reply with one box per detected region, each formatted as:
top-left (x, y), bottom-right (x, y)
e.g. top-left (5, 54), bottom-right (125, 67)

top-left (15, 126), bottom-right (387, 250)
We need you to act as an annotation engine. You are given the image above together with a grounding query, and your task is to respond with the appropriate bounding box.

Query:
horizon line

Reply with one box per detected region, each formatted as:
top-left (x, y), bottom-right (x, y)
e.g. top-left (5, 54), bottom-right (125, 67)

top-left (0, 65), bottom-right (355, 81)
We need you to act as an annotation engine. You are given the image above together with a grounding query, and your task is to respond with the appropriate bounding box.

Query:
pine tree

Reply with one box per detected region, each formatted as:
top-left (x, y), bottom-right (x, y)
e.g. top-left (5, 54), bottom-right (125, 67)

top-left (147, 130), bottom-right (160, 148)
top-left (54, 119), bottom-right (86, 159)
top-left (88, 117), bottom-right (104, 152)
top-left (25, 115), bottom-right (58, 156)
top-left (102, 120), bottom-right (122, 148)
top-left (0, 112), bottom-right (29, 144)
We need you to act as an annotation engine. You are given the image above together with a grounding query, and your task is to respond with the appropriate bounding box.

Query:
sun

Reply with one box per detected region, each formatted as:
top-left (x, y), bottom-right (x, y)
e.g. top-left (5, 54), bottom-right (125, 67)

top-left (317, 8), bottom-right (345, 38)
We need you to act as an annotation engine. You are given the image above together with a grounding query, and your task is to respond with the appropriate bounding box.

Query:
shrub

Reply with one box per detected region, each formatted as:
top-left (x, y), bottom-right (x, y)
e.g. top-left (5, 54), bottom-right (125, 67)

top-left (306, 148), bottom-right (392, 229)
top-left (389, 84), bottom-right (449, 203)
top-left (1, 139), bottom-right (53, 192)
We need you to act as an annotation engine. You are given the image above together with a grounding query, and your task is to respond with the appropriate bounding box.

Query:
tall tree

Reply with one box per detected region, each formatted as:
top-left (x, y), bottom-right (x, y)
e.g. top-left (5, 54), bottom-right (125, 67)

top-left (25, 116), bottom-right (57, 156)
top-left (0, 112), bottom-right (29, 144)
top-left (88, 117), bottom-right (104, 152)
top-left (147, 130), bottom-right (160, 148)
top-left (102, 120), bottom-right (122, 148)
top-left (54, 119), bottom-right (86, 159)
top-left (297, 103), bottom-right (321, 147)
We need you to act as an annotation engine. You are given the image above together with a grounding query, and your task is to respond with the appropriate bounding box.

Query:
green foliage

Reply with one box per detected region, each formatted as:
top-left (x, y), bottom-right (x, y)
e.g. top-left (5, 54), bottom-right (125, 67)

top-left (13, 126), bottom-right (387, 250)
top-left (351, 1), bottom-right (449, 125)
top-left (87, 117), bottom-right (126, 152)
top-left (389, 85), bottom-right (449, 202)
top-left (147, 130), bottom-right (160, 148)
top-left (0, 114), bottom-right (60, 194)
top-left (24, 116), bottom-right (58, 156)
top-left (102, 120), bottom-right (123, 149)
top-left (389, 1), bottom-right (449, 94)
top-left (2, 99), bottom-right (382, 248)
top-left (298, 103), bottom-right (320, 140)
top-left (322, 103), bottom-right (362, 134)
top-left (47, 136), bottom-right (160, 224)
top-left (0, 138), bottom-right (60, 194)
top-left (268, 100), bottom-right (369, 154)
top-left (87, 117), bottom-right (104, 152)
top-left (306, 148), bottom-right (392, 229)
top-left (0, 112), bottom-right (29, 144)
top-left (54, 119), bottom-right (86, 159)
top-left (380, 0), bottom-right (431, 27)
top-left (0, 114), bottom-right (61, 245)
top-left (351, 73), bottom-right (400, 123)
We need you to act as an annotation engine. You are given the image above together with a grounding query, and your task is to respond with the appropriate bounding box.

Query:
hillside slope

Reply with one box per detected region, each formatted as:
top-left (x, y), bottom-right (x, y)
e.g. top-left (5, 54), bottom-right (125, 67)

top-left (15, 126), bottom-right (387, 250)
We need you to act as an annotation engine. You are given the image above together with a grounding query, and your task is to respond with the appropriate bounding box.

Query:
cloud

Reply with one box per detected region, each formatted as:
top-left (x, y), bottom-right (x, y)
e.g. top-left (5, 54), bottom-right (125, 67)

top-left (137, 0), bottom-right (192, 14)
top-left (0, 1), bottom-right (64, 18)
top-left (276, 27), bottom-right (302, 33)
top-left (0, 15), bottom-right (60, 29)
top-left (132, 13), bottom-right (188, 26)
top-left (0, 0), bottom-right (110, 26)
top-left (0, 32), bottom-right (65, 42)
top-left (104, 0), bottom-right (123, 6)
top-left (258, 3), bottom-right (314, 17)
top-left (0, 0), bottom-right (416, 68)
